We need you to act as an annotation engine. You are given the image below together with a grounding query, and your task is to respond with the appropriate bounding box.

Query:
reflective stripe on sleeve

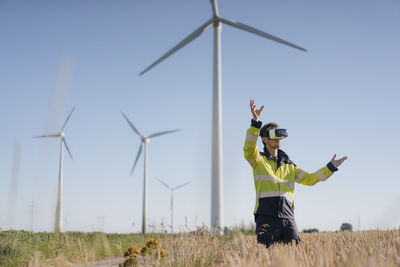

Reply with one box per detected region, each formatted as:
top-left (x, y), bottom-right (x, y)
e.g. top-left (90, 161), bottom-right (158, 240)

top-left (254, 175), bottom-right (294, 188)
top-left (247, 158), bottom-right (258, 165)
top-left (246, 132), bottom-right (258, 143)
top-left (316, 168), bottom-right (328, 181)
top-left (257, 191), bottom-right (293, 204)
top-left (295, 171), bottom-right (306, 182)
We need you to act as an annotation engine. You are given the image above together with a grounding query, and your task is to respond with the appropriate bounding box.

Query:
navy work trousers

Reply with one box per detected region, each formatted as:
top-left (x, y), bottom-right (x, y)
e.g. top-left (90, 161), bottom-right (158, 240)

top-left (255, 214), bottom-right (300, 248)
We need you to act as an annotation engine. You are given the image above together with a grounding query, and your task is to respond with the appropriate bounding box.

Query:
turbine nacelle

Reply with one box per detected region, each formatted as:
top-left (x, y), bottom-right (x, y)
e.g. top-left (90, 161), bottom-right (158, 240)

top-left (157, 178), bottom-right (191, 232)
top-left (121, 112), bottom-right (180, 176)
top-left (139, 4), bottom-right (306, 76)
top-left (33, 107), bottom-right (75, 160)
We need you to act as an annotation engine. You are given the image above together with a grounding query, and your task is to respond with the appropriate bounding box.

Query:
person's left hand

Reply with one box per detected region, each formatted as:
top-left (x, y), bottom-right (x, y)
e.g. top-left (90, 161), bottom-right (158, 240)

top-left (330, 154), bottom-right (348, 168)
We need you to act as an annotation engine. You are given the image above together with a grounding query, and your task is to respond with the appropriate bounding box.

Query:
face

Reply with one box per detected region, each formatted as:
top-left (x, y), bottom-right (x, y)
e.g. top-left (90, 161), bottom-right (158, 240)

top-left (262, 137), bottom-right (281, 149)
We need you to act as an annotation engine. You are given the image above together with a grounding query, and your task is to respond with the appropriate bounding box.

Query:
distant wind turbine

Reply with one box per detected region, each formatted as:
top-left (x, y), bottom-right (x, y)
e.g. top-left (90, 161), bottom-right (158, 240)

top-left (6, 140), bottom-right (21, 230)
top-left (139, 0), bottom-right (307, 234)
top-left (34, 107), bottom-right (75, 233)
top-left (157, 178), bottom-right (191, 233)
top-left (121, 112), bottom-right (180, 234)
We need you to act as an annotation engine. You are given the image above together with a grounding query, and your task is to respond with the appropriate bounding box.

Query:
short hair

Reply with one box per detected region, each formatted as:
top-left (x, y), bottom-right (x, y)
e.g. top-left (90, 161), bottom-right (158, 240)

top-left (260, 122), bottom-right (278, 147)
top-left (260, 122), bottom-right (279, 137)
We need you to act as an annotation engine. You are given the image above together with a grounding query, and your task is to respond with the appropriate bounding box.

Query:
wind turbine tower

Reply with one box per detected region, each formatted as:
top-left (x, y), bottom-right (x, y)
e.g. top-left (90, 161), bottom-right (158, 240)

top-left (34, 107), bottom-right (75, 233)
top-left (7, 141), bottom-right (21, 230)
top-left (157, 178), bottom-right (191, 233)
top-left (121, 112), bottom-right (180, 234)
top-left (139, 0), bottom-right (306, 233)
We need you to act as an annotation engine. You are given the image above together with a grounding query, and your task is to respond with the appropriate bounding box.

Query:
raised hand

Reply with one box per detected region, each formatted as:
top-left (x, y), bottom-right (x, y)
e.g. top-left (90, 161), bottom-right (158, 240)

top-left (250, 99), bottom-right (264, 122)
top-left (330, 154), bottom-right (348, 168)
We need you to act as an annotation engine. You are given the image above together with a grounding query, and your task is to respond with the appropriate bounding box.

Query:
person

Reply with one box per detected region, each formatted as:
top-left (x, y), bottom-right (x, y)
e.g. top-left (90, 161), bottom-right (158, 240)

top-left (244, 99), bottom-right (347, 248)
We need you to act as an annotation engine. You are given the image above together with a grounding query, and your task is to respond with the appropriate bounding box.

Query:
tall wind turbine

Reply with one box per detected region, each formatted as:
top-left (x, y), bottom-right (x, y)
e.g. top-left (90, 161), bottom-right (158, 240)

top-left (34, 107), bottom-right (75, 233)
top-left (139, 0), bottom-right (307, 233)
top-left (157, 178), bottom-right (191, 233)
top-left (121, 112), bottom-right (180, 234)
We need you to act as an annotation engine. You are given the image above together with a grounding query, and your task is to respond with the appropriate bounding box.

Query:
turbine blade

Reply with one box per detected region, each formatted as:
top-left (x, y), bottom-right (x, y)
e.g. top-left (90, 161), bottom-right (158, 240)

top-left (47, 56), bottom-right (74, 135)
top-left (33, 134), bottom-right (59, 138)
top-left (219, 17), bottom-right (307, 52)
top-left (61, 106), bottom-right (75, 131)
top-left (210, 0), bottom-right (219, 16)
top-left (121, 112), bottom-right (144, 138)
top-left (62, 137), bottom-right (73, 160)
top-left (148, 129), bottom-right (180, 138)
top-left (131, 144), bottom-right (143, 176)
top-left (173, 181), bottom-right (191, 191)
top-left (139, 19), bottom-right (213, 76)
top-left (157, 178), bottom-right (172, 190)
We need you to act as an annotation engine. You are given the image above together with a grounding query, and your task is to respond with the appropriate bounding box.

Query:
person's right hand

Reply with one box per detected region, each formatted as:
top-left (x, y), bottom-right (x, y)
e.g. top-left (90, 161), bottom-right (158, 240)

top-left (250, 99), bottom-right (264, 122)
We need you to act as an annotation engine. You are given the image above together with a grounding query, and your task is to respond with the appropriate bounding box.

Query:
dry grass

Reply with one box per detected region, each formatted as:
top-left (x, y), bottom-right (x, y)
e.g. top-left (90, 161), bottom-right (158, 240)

top-left (136, 228), bottom-right (400, 267)
top-left (220, 229), bottom-right (400, 267)
top-left (2, 228), bottom-right (400, 266)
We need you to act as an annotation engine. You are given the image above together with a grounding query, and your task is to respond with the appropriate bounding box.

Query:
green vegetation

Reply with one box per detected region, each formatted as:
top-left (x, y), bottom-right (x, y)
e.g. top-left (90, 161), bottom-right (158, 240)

top-left (340, 222), bottom-right (353, 232)
top-left (302, 228), bottom-right (319, 233)
top-left (0, 230), bottom-right (165, 266)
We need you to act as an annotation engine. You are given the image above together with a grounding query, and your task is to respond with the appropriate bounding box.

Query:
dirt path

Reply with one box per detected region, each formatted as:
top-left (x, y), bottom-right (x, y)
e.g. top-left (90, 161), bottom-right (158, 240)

top-left (73, 257), bottom-right (124, 267)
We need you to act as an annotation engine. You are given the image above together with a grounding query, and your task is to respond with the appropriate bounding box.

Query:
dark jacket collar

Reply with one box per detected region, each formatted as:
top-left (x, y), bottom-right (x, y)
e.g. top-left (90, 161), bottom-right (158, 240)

top-left (261, 147), bottom-right (295, 168)
top-left (261, 147), bottom-right (288, 160)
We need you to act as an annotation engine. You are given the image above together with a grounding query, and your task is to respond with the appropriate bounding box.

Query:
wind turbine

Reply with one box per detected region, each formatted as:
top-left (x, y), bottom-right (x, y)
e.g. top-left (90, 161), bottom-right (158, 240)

top-left (6, 140), bottom-right (21, 230)
top-left (139, 0), bottom-right (307, 234)
top-left (121, 112), bottom-right (180, 234)
top-left (33, 107), bottom-right (75, 233)
top-left (157, 178), bottom-right (191, 233)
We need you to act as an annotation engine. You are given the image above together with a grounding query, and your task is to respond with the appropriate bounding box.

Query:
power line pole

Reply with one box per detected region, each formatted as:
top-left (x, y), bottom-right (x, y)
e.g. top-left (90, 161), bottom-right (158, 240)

top-left (27, 199), bottom-right (39, 232)
top-left (96, 216), bottom-right (106, 232)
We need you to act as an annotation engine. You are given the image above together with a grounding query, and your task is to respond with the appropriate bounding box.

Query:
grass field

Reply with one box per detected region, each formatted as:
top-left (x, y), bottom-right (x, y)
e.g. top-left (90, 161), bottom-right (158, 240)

top-left (1, 228), bottom-right (399, 266)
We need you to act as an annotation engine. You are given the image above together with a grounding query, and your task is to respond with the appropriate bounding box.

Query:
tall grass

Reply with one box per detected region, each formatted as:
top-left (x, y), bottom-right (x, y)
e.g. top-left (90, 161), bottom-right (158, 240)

top-left (0, 230), bottom-right (162, 266)
top-left (131, 228), bottom-right (400, 266)
top-left (1, 228), bottom-right (399, 266)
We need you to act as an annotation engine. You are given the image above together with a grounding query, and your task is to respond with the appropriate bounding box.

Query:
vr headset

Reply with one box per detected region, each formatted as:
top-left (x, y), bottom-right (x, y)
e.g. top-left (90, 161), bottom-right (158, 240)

top-left (263, 128), bottom-right (288, 140)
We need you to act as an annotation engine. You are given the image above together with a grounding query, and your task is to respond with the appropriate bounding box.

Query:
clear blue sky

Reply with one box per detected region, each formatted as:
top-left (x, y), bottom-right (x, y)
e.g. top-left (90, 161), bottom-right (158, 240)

top-left (1, 0), bottom-right (399, 233)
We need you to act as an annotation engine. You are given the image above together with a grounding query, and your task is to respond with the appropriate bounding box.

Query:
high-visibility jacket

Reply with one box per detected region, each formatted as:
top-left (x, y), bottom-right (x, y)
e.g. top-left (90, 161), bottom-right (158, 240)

top-left (244, 120), bottom-right (338, 218)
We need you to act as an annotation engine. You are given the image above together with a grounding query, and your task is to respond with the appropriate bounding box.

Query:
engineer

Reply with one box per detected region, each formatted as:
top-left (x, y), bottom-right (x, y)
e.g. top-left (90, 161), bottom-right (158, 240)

top-left (244, 99), bottom-right (348, 247)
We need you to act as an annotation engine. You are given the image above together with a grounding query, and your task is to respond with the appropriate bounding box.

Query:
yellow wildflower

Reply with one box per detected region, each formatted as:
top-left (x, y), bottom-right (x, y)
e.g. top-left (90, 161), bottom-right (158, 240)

top-left (160, 249), bottom-right (169, 259)
top-left (124, 245), bottom-right (139, 257)
top-left (146, 238), bottom-right (160, 249)
top-left (140, 246), bottom-right (149, 256)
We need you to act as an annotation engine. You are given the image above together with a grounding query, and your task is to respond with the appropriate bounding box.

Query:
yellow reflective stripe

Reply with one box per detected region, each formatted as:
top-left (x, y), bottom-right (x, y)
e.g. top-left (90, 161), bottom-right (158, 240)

top-left (254, 175), bottom-right (294, 188)
top-left (295, 171), bottom-right (306, 182)
top-left (316, 168), bottom-right (327, 181)
top-left (256, 191), bottom-right (293, 204)
top-left (246, 132), bottom-right (258, 143)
